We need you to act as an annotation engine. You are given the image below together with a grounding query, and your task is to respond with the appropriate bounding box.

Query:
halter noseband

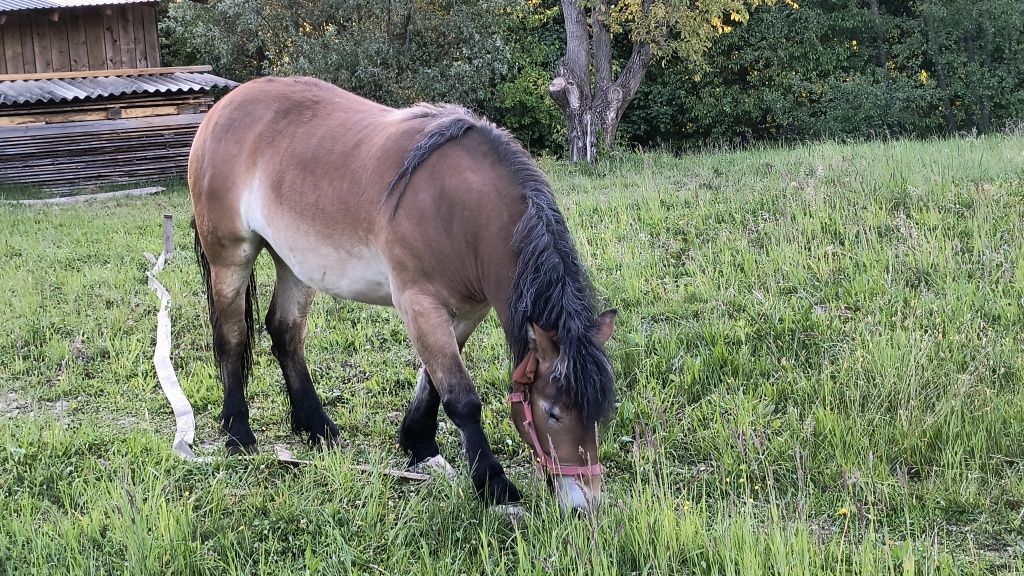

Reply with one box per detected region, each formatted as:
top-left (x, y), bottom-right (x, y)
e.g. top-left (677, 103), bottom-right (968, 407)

top-left (508, 343), bottom-right (605, 479)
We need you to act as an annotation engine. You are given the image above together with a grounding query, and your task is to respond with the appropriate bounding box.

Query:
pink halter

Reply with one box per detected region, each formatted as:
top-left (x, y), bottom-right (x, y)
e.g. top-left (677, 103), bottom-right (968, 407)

top-left (508, 346), bottom-right (605, 478)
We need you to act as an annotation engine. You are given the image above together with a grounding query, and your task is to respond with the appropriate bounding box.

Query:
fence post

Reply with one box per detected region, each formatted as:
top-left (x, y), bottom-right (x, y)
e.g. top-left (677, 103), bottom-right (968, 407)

top-left (163, 214), bottom-right (173, 260)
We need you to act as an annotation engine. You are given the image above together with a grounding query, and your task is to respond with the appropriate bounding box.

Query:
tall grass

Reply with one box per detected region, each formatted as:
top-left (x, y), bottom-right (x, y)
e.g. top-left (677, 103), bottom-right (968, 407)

top-left (1, 136), bottom-right (1023, 574)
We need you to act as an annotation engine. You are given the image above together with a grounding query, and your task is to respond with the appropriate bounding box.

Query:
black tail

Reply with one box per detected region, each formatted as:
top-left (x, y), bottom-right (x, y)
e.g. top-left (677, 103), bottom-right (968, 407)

top-left (193, 220), bottom-right (259, 390)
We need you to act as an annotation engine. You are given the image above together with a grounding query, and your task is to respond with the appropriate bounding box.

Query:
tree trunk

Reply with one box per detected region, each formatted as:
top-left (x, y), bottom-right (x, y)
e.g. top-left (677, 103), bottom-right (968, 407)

top-left (865, 0), bottom-right (889, 78)
top-left (549, 0), bottom-right (654, 162)
top-left (978, 9), bottom-right (992, 133)
top-left (549, 0), bottom-right (595, 162)
top-left (549, 65), bottom-right (596, 163)
top-left (922, 5), bottom-right (956, 133)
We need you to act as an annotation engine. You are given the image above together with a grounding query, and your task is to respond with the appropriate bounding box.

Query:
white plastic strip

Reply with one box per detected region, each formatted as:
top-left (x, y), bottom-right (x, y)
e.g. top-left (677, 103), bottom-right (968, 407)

top-left (146, 245), bottom-right (197, 460)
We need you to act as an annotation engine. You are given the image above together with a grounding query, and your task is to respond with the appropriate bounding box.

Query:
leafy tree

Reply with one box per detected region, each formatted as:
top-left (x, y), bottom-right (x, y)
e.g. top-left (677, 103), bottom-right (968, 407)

top-left (619, 0), bottom-right (1024, 150)
top-left (161, 0), bottom-right (519, 116)
top-left (547, 0), bottom-right (793, 162)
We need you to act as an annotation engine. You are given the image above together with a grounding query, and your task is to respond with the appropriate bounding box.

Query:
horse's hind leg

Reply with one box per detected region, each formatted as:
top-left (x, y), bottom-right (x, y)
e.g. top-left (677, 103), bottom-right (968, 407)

top-left (395, 294), bottom-right (519, 505)
top-left (266, 255), bottom-right (340, 447)
top-left (197, 236), bottom-right (261, 455)
top-left (399, 307), bottom-right (488, 466)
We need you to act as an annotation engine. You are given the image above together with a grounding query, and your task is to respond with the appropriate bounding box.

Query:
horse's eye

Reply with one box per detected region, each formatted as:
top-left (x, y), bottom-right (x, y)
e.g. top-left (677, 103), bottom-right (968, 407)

top-left (546, 410), bottom-right (562, 424)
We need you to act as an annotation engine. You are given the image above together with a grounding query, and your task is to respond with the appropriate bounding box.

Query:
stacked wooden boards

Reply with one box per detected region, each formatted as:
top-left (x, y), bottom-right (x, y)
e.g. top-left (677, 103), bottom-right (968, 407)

top-left (0, 113), bottom-right (204, 190)
top-left (0, 67), bottom-right (237, 191)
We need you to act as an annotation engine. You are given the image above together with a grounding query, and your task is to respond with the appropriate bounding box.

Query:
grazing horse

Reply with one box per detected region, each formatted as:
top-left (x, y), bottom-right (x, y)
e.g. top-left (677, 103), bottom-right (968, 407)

top-left (189, 76), bottom-right (617, 510)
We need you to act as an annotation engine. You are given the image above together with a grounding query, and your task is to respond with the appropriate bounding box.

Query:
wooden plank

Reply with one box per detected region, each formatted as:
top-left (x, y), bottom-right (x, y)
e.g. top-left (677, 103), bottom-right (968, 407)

top-left (0, 139), bottom-right (197, 157)
top-left (0, 113), bottom-right (205, 138)
top-left (30, 12), bottom-right (52, 73)
top-left (142, 5), bottom-right (159, 68)
top-left (2, 148), bottom-right (191, 165)
top-left (19, 14), bottom-right (35, 73)
top-left (82, 10), bottom-right (105, 70)
top-left (48, 11), bottom-right (71, 72)
top-left (0, 65), bottom-right (213, 81)
top-left (0, 104), bottom-right (188, 126)
top-left (0, 18), bottom-right (6, 75)
top-left (102, 6), bottom-right (120, 69)
top-left (7, 186), bottom-right (164, 205)
top-left (132, 4), bottom-right (147, 68)
top-left (116, 5), bottom-right (135, 68)
top-left (0, 109), bottom-right (108, 125)
top-left (0, 19), bottom-right (5, 75)
top-left (2, 16), bottom-right (25, 74)
top-left (0, 126), bottom-right (200, 146)
top-left (65, 9), bottom-right (89, 72)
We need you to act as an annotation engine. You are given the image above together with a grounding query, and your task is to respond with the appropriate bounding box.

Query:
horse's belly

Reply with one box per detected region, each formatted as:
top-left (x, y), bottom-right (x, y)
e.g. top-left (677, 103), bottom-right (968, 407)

top-left (280, 244), bottom-right (393, 306)
top-left (243, 183), bottom-right (393, 306)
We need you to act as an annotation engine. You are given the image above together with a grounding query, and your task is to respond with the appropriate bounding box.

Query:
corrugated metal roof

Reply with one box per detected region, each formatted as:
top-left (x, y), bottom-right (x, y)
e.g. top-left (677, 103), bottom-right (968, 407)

top-left (0, 0), bottom-right (152, 11)
top-left (0, 72), bottom-right (237, 106)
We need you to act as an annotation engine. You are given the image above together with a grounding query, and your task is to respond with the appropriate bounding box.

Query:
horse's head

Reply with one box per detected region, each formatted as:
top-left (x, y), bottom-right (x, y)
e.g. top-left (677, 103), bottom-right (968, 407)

top-left (509, 310), bottom-right (616, 512)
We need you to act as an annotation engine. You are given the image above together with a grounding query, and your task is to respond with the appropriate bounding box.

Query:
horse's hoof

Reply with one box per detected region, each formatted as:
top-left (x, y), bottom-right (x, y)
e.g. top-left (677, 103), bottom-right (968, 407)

top-left (308, 430), bottom-right (345, 450)
top-left (226, 444), bottom-right (258, 456)
top-left (494, 504), bottom-right (528, 524)
top-left (411, 454), bottom-right (458, 480)
top-left (481, 474), bottom-right (522, 506)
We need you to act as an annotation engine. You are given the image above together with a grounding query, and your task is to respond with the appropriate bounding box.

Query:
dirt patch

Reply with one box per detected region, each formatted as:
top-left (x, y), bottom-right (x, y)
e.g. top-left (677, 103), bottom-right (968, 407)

top-left (0, 391), bottom-right (30, 418)
top-left (0, 390), bottom-right (69, 422)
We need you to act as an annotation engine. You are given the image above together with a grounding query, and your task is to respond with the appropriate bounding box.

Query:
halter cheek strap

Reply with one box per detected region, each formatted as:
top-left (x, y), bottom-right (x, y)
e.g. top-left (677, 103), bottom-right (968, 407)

top-left (509, 348), bottom-right (605, 478)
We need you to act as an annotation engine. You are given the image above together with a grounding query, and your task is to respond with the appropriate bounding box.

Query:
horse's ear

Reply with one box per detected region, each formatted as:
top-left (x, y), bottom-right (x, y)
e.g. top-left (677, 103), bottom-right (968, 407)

top-left (528, 323), bottom-right (558, 360)
top-left (593, 309), bottom-right (617, 343)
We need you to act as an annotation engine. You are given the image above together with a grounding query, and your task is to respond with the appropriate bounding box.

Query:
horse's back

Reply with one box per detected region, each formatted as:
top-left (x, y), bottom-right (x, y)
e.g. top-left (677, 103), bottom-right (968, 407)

top-left (189, 76), bottom-right (524, 311)
top-left (189, 76), bottom-right (396, 201)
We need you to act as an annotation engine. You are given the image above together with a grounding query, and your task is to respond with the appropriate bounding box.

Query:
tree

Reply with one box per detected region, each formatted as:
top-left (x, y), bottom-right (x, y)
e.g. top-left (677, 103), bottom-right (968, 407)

top-left (548, 0), bottom-right (790, 162)
top-left (161, 0), bottom-right (519, 116)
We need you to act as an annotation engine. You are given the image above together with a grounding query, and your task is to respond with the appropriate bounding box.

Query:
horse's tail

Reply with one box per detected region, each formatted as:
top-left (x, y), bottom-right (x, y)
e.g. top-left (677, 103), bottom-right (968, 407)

top-left (193, 218), bottom-right (216, 330)
top-left (193, 218), bottom-right (258, 388)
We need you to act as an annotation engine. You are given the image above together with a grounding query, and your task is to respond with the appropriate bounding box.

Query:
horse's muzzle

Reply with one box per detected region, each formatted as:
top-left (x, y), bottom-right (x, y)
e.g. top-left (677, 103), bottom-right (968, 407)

top-left (551, 474), bottom-right (602, 512)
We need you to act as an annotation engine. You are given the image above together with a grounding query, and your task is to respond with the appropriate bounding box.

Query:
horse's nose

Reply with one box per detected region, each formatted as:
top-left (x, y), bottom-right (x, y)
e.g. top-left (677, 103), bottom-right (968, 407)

top-left (552, 475), bottom-right (602, 512)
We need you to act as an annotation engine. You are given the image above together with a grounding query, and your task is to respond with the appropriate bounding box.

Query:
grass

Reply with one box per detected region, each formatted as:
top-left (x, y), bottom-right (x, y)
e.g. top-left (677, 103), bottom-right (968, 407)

top-left (2, 135), bottom-right (1024, 574)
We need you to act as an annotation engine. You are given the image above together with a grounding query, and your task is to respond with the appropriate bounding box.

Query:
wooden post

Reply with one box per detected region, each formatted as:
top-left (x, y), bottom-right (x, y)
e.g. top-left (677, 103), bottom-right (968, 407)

top-left (163, 213), bottom-right (173, 260)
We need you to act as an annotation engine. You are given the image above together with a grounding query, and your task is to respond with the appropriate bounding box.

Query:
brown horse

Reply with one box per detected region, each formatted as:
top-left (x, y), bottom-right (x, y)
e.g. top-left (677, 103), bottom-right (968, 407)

top-left (188, 76), bottom-right (616, 510)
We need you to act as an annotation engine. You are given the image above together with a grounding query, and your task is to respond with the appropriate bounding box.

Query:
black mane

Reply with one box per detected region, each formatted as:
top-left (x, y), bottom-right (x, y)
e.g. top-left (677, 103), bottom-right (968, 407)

top-left (382, 104), bottom-right (615, 425)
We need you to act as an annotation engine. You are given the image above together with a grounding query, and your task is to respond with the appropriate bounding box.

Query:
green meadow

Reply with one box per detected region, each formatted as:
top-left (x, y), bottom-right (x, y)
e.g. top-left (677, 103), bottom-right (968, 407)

top-left (1, 136), bottom-right (1023, 574)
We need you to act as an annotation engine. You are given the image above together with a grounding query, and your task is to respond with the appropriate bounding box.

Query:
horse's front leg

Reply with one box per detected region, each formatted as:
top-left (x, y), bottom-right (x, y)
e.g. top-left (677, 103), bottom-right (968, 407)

top-left (395, 294), bottom-right (520, 505)
top-left (399, 308), bottom-right (489, 466)
top-left (398, 367), bottom-right (442, 465)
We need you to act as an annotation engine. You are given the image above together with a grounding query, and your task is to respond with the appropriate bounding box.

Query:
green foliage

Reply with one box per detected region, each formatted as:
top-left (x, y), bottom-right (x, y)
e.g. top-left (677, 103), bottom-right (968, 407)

top-left (162, 0), bottom-right (516, 113)
top-left (159, 0), bottom-right (1024, 153)
top-left (621, 0), bottom-right (1024, 149)
top-left (161, 0), bottom-right (568, 153)
top-left (490, 1), bottom-right (567, 153)
top-left (4, 137), bottom-right (1024, 572)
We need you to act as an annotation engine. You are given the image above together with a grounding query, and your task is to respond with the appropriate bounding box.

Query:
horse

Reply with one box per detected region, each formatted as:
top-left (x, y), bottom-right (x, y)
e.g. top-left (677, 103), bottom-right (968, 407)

top-left (188, 76), bottom-right (617, 511)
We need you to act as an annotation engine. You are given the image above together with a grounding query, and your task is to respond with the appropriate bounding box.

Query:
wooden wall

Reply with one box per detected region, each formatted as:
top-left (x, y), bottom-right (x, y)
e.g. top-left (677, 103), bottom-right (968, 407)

top-left (0, 4), bottom-right (161, 76)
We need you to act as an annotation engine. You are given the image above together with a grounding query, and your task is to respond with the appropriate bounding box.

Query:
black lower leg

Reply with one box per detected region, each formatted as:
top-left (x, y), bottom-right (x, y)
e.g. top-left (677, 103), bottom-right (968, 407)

top-left (443, 394), bottom-right (521, 505)
top-left (399, 368), bottom-right (442, 465)
top-left (268, 319), bottom-right (339, 447)
top-left (214, 334), bottom-right (256, 454)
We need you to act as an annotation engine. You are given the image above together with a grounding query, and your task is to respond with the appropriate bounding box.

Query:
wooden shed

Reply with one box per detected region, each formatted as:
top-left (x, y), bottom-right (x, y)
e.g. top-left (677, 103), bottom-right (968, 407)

top-left (0, 0), bottom-right (236, 192)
